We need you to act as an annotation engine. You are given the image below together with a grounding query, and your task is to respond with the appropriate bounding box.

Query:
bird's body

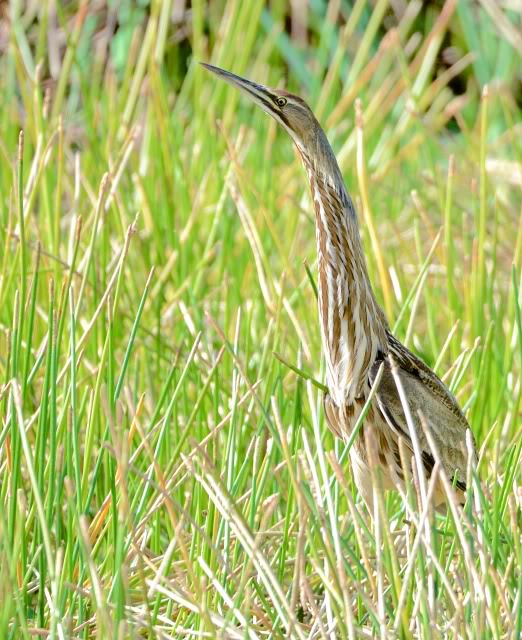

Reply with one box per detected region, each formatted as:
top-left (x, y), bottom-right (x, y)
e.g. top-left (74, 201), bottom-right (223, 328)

top-left (203, 64), bottom-right (476, 509)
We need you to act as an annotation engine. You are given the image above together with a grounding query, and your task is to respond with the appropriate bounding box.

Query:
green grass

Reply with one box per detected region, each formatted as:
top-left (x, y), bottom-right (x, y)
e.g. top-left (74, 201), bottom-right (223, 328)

top-left (1, 1), bottom-right (521, 638)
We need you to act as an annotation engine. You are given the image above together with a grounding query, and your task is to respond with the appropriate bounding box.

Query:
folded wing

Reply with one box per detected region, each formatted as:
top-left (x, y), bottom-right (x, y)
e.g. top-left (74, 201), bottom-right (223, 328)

top-left (369, 352), bottom-right (475, 491)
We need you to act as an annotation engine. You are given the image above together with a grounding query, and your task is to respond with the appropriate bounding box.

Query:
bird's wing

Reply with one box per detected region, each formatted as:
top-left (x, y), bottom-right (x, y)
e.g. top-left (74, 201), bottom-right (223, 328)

top-left (369, 345), bottom-right (475, 490)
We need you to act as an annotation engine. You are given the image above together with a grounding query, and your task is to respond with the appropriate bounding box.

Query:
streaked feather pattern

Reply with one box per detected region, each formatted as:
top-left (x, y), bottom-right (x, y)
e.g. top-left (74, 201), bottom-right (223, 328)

top-left (202, 63), bottom-right (477, 510)
top-left (301, 149), bottom-right (476, 508)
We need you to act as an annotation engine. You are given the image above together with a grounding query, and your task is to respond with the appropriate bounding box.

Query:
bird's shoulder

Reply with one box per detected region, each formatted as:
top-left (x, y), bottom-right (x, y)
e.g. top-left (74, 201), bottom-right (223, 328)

top-left (384, 331), bottom-right (468, 427)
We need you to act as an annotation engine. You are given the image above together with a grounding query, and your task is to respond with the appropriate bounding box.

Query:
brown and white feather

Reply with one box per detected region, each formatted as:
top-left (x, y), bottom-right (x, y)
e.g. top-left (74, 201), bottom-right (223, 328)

top-left (203, 63), bottom-right (477, 510)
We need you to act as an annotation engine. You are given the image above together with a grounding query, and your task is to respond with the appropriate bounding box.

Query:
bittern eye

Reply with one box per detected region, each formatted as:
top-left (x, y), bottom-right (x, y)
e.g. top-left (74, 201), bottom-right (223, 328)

top-left (276, 97), bottom-right (287, 107)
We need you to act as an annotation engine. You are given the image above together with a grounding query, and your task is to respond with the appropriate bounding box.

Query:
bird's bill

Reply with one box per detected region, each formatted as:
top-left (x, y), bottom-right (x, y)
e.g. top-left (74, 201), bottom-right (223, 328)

top-left (201, 63), bottom-right (279, 119)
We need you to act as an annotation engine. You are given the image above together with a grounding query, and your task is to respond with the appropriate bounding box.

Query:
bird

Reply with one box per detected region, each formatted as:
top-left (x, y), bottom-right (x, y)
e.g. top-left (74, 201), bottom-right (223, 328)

top-left (202, 63), bottom-right (477, 511)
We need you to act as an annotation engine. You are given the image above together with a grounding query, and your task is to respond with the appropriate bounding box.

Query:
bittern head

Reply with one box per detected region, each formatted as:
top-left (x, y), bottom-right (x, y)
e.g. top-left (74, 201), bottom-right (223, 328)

top-left (201, 63), bottom-right (325, 158)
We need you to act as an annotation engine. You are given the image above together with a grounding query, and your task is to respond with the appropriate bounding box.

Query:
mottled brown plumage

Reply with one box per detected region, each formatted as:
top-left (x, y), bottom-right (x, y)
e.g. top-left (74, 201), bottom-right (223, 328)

top-left (203, 63), bottom-right (477, 509)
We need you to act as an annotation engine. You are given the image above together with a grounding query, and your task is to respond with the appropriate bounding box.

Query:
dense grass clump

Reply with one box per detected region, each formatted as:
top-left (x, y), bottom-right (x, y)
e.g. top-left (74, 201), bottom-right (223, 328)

top-left (0, 1), bottom-right (521, 638)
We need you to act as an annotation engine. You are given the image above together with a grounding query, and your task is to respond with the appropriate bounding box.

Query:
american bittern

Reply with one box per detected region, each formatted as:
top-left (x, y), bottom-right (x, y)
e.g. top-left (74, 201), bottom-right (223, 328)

top-left (203, 64), bottom-right (476, 509)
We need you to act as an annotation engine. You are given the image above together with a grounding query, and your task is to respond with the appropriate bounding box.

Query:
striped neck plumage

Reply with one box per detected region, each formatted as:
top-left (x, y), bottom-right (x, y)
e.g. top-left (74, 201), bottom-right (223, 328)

top-left (199, 64), bottom-right (389, 403)
top-left (297, 139), bottom-right (389, 405)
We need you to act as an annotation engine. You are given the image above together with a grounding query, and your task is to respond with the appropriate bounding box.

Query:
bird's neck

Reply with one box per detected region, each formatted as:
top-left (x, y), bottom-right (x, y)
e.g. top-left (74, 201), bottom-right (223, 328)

top-left (298, 143), bottom-right (389, 405)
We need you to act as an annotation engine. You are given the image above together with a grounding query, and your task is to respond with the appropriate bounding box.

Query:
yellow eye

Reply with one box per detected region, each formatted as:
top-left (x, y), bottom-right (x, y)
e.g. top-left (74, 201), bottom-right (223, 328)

top-left (276, 97), bottom-right (287, 107)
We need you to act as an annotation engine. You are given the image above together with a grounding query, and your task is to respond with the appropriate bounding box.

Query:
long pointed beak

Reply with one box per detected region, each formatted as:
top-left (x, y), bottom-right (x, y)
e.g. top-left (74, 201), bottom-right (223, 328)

top-left (201, 63), bottom-right (278, 117)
